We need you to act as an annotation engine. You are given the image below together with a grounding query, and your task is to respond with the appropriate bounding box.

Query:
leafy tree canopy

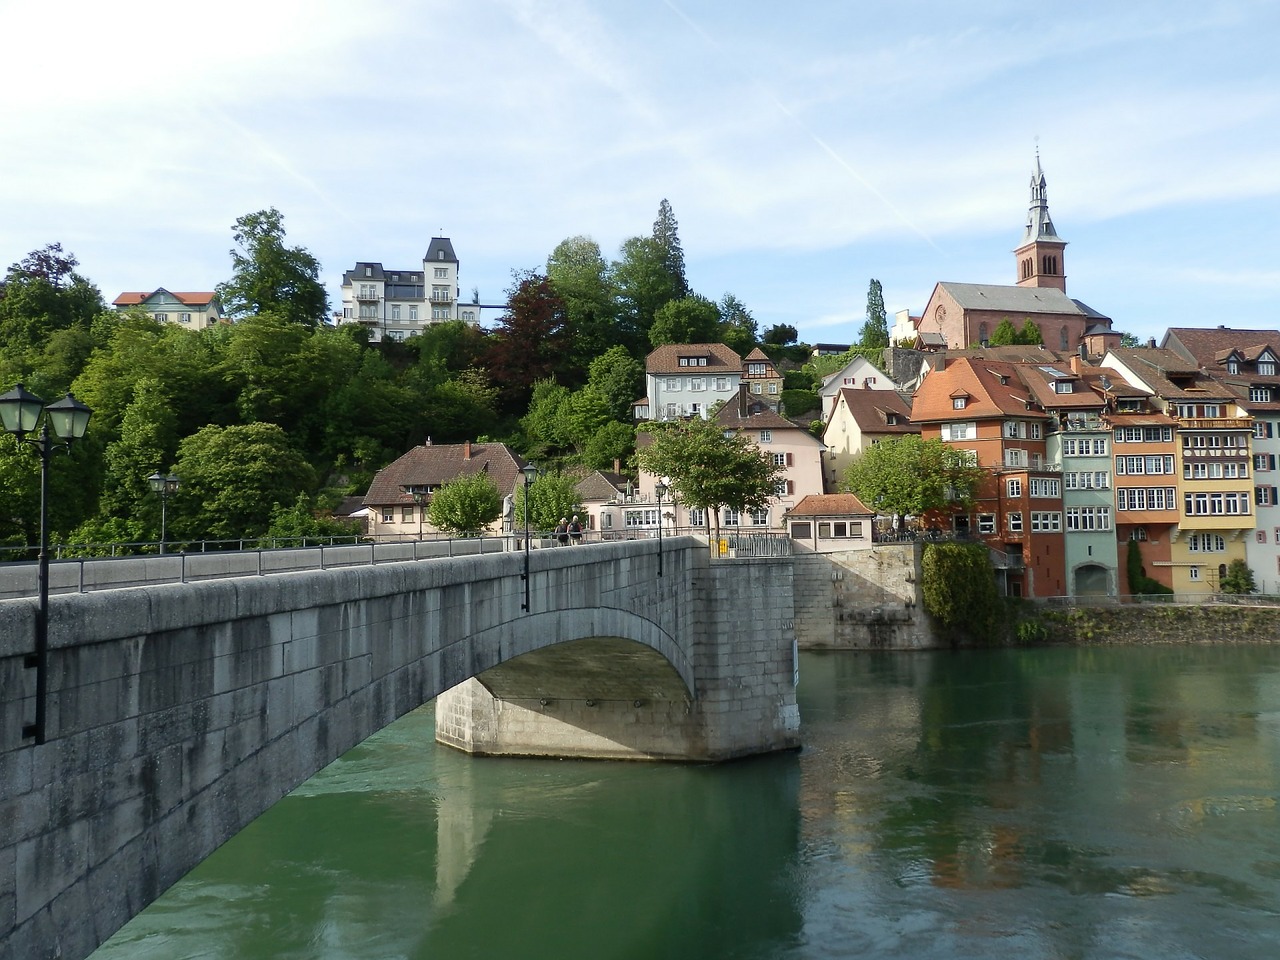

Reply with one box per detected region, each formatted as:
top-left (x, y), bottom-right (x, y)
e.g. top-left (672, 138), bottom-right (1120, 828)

top-left (485, 271), bottom-right (573, 412)
top-left (637, 417), bottom-right (783, 539)
top-left (611, 236), bottom-right (680, 351)
top-left (649, 294), bottom-right (721, 347)
top-left (513, 472), bottom-right (583, 532)
top-left (216, 208), bottom-right (329, 328)
top-left (842, 435), bottom-right (984, 524)
top-left (762, 323), bottom-right (798, 346)
top-left (718, 293), bottom-right (758, 356)
top-left (427, 472), bottom-right (503, 536)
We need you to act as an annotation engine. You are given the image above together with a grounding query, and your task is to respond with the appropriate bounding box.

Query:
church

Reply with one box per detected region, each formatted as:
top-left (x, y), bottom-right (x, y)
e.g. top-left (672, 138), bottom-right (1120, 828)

top-left (909, 156), bottom-right (1122, 357)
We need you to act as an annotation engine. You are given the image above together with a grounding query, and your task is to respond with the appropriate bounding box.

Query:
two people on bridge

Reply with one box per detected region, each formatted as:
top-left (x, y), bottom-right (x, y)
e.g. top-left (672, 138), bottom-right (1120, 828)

top-left (554, 516), bottom-right (584, 546)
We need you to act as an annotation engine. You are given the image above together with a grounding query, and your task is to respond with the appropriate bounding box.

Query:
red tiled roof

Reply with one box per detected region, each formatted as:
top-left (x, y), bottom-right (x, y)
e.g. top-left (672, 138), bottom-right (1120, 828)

top-left (645, 343), bottom-right (741, 374)
top-left (113, 290), bottom-right (219, 307)
top-left (786, 493), bottom-right (874, 517)
top-left (911, 357), bottom-right (1041, 423)
top-left (835, 388), bottom-right (915, 434)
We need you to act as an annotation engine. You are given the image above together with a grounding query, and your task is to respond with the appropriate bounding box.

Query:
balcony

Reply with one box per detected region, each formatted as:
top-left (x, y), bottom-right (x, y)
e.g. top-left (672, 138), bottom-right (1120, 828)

top-left (429, 293), bottom-right (454, 303)
top-left (989, 548), bottom-right (1025, 570)
top-left (1178, 417), bottom-right (1252, 430)
top-left (1057, 418), bottom-right (1109, 432)
top-left (355, 290), bottom-right (379, 302)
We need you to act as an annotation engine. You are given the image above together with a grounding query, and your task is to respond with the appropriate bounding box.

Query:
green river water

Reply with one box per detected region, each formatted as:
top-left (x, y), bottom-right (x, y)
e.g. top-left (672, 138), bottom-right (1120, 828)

top-left (93, 646), bottom-right (1280, 959)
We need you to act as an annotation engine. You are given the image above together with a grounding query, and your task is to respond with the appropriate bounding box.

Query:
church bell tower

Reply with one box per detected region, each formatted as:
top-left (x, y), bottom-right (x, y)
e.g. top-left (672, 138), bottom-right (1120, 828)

top-left (1014, 153), bottom-right (1067, 293)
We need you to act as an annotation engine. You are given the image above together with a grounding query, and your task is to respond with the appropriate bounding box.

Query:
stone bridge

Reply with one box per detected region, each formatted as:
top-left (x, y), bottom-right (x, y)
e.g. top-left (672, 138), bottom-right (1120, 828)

top-left (0, 538), bottom-right (798, 960)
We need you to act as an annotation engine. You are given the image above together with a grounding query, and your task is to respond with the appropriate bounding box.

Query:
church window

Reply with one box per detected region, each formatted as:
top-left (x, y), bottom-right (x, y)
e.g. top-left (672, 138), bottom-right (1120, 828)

top-left (1060, 326), bottom-right (1069, 350)
top-left (978, 323), bottom-right (988, 343)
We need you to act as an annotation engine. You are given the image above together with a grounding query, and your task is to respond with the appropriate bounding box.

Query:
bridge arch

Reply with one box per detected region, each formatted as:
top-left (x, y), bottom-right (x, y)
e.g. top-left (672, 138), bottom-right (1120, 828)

top-left (2, 540), bottom-right (799, 960)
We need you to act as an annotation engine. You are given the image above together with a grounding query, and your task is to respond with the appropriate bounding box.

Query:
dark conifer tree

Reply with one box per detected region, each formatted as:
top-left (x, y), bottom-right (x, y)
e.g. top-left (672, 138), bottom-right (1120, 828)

top-left (651, 199), bottom-right (690, 300)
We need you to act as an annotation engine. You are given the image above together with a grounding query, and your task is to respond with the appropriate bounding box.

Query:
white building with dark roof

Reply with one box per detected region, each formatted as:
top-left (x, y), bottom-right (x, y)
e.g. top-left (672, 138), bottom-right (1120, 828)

top-left (337, 238), bottom-right (501, 342)
top-left (638, 343), bottom-right (743, 421)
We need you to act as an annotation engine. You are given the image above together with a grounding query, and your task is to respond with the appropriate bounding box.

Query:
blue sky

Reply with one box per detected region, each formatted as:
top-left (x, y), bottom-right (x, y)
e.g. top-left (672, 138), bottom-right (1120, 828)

top-left (2, 0), bottom-right (1277, 347)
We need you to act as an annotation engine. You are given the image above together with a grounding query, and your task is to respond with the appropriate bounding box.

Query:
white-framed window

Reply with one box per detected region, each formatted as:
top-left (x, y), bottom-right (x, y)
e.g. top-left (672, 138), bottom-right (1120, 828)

top-left (624, 508), bottom-right (658, 527)
top-left (723, 508), bottom-right (740, 526)
top-left (689, 508), bottom-right (706, 527)
top-left (432, 307), bottom-right (450, 320)
top-left (154, 312), bottom-right (166, 322)
top-left (1007, 478), bottom-right (1022, 498)
top-left (666, 377), bottom-right (679, 391)
top-left (690, 378), bottom-right (705, 392)
top-left (1228, 360), bottom-right (1240, 374)
top-left (774, 480), bottom-right (788, 496)
top-left (1031, 511), bottom-right (1061, 532)
top-left (1029, 478), bottom-right (1060, 497)
top-left (665, 403), bottom-right (678, 419)
top-left (760, 430), bottom-right (772, 442)
top-left (402, 505), bottom-right (414, 522)
top-left (409, 305), bottom-right (418, 320)
top-left (714, 377), bottom-right (729, 391)
top-left (978, 514), bottom-right (996, 534)
top-left (382, 508), bottom-right (394, 523)
top-left (364, 266), bottom-right (372, 277)
top-left (750, 508), bottom-right (768, 525)
top-left (768, 383), bottom-right (779, 394)
top-left (1066, 505), bottom-right (1111, 530)
top-left (391, 304), bottom-right (401, 320)
top-left (178, 312), bottom-right (192, 323)
top-left (434, 267), bottom-right (447, 278)
top-left (772, 453), bottom-right (787, 466)
top-left (1261, 361), bottom-right (1276, 375)
top-left (1257, 486), bottom-right (1276, 507)
top-left (1187, 533), bottom-right (1227, 552)
top-left (1116, 487), bottom-right (1176, 511)
top-left (752, 383), bottom-right (763, 394)
top-left (1005, 449), bottom-right (1028, 468)
top-left (953, 397), bottom-right (967, 409)
top-left (942, 422), bottom-right (975, 441)
top-left (1183, 492), bottom-right (1250, 516)
top-left (1007, 512), bottom-right (1023, 532)
top-left (1055, 380), bottom-right (1073, 394)
top-left (1189, 566), bottom-right (1201, 581)
top-left (1252, 386), bottom-right (1273, 403)
top-left (1030, 422), bottom-right (1042, 439)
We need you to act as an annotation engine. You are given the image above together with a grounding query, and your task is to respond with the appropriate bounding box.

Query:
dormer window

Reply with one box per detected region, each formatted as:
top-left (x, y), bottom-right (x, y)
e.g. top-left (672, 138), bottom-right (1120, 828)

top-left (885, 413), bottom-right (897, 425)
top-left (1228, 360), bottom-right (1240, 374)
top-left (438, 250), bottom-right (445, 260)
top-left (953, 397), bottom-right (967, 409)
top-left (364, 266), bottom-right (372, 277)
top-left (1055, 380), bottom-right (1074, 394)
top-left (1261, 361), bottom-right (1276, 376)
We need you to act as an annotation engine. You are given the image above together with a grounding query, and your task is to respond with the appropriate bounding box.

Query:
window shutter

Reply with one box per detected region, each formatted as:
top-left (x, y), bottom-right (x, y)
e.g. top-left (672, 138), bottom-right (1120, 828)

top-left (1269, 422), bottom-right (1275, 438)
top-left (1272, 486), bottom-right (1278, 504)
top-left (786, 480), bottom-right (794, 495)
top-left (1270, 455), bottom-right (1276, 470)
top-left (786, 452), bottom-right (793, 467)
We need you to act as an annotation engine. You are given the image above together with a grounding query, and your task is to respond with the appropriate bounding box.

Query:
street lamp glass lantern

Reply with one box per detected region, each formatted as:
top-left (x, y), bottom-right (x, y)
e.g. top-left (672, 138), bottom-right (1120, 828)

top-left (655, 482), bottom-right (667, 501)
top-left (164, 474), bottom-right (181, 495)
top-left (0, 383), bottom-right (47, 436)
top-left (43, 393), bottom-right (92, 441)
top-left (522, 463), bottom-right (538, 484)
top-left (148, 471), bottom-right (167, 494)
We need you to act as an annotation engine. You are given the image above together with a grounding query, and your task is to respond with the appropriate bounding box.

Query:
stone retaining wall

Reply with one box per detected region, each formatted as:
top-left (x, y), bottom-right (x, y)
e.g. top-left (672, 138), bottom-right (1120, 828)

top-left (1037, 603), bottom-right (1280, 644)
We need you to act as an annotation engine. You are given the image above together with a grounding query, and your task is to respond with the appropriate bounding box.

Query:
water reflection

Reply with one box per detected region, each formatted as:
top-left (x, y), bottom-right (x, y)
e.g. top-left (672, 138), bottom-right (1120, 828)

top-left (95, 646), bottom-right (1280, 960)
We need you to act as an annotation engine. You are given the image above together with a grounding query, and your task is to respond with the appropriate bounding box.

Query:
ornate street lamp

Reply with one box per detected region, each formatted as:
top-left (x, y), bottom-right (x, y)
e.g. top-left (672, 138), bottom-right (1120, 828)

top-left (655, 480), bottom-right (668, 578)
top-left (147, 471), bottom-right (180, 554)
top-left (521, 462), bottom-right (537, 612)
top-left (0, 383), bottom-right (93, 745)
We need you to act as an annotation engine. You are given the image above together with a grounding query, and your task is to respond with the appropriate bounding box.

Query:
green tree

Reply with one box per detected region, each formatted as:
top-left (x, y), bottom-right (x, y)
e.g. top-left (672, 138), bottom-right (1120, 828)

top-left (611, 236), bottom-right (680, 351)
top-left (427, 472), bottom-right (502, 536)
top-left (0, 243), bottom-right (105, 383)
top-left (1125, 539), bottom-right (1173, 596)
top-left (649, 294), bottom-right (721, 347)
top-left (1220, 558), bottom-right (1257, 594)
top-left (546, 235), bottom-right (621, 363)
top-left (485, 271), bottom-right (573, 412)
top-left (857, 279), bottom-right (889, 349)
top-left (216, 208), bottom-right (329, 328)
top-left (513, 472), bottom-right (583, 532)
top-left (651, 198), bottom-right (689, 300)
top-left (762, 323), bottom-right (798, 346)
top-left (637, 418), bottom-right (783, 541)
top-left (1017, 319), bottom-right (1043, 345)
top-left (584, 346), bottom-right (644, 423)
top-left (920, 542), bottom-right (1000, 644)
top-left (172, 422), bottom-right (317, 541)
top-left (842, 435), bottom-right (984, 527)
top-left (582, 420), bottom-right (635, 471)
top-left (987, 318), bottom-right (1020, 346)
top-left (718, 293), bottom-right (758, 356)
top-left (263, 493), bottom-right (360, 546)
top-left (99, 377), bottom-right (179, 522)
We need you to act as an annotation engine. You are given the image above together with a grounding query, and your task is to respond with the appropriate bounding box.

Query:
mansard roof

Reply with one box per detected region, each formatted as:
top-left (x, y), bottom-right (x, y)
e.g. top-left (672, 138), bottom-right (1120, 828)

top-left (425, 238), bottom-right (458, 263)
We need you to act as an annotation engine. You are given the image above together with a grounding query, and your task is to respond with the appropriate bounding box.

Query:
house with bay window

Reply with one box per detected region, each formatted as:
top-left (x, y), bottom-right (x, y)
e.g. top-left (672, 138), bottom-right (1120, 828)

top-left (911, 356), bottom-right (1065, 598)
top-left (1103, 347), bottom-right (1253, 593)
top-left (1163, 326), bottom-right (1280, 592)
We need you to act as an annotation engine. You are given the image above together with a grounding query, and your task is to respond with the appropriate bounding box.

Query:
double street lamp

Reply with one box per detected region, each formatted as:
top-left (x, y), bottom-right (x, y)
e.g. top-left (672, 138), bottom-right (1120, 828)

top-left (147, 471), bottom-right (180, 553)
top-left (520, 462), bottom-right (537, 612)
top-left (0, 383), bottom-right (93, 745)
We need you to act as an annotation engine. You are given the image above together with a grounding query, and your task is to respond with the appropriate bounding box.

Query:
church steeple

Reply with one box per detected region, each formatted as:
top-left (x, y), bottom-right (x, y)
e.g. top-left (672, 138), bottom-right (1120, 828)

top-left (1014, 151), bottom-right (1067, 292)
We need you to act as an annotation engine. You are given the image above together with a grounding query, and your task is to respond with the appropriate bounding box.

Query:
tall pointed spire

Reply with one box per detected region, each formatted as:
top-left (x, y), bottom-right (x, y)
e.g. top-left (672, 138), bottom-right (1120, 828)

top-left (1014, 149), bottom-right (1067, 292)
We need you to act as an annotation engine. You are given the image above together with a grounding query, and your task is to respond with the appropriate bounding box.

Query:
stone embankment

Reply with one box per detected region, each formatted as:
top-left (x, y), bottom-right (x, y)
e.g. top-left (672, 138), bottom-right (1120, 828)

top-left (1036, 603), bottom-right (1280, 645)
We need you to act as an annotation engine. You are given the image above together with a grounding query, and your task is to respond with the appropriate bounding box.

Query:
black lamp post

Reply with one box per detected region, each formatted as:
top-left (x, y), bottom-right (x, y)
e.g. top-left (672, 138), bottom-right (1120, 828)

top-left (147, 471), bottom-right (180, 554)
top-left (0, 383), bottom-right (93, 745)
top-left (520, 462), bottom-right (537, 612)
top-left (655, 480), bottom-right (667, 578)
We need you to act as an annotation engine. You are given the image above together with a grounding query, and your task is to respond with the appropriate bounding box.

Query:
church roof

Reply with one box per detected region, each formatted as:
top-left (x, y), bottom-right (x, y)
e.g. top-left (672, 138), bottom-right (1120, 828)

top-left (938, 282), bottom-right (1088, 316)
top-left (1018, 153), bottom-right (1063, 248)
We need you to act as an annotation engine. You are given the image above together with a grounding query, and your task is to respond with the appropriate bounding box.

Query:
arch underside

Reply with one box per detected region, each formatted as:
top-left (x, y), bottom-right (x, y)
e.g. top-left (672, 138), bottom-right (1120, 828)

top-left (473, 636), bottom-right (692, 704)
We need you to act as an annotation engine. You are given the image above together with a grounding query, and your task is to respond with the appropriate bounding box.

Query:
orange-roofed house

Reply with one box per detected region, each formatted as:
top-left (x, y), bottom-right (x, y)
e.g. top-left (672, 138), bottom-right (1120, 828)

top-left (113, 289), bottom-right (225, 330)
top-left (783, 493), bottom-right (876, 552)
top-left (911, 356), bottom-right (1065, 597)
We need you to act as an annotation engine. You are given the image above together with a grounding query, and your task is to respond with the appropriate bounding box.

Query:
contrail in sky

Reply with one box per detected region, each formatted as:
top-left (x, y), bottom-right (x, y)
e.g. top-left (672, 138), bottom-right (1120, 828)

top-left (660, 0), bottom-right (943, 253)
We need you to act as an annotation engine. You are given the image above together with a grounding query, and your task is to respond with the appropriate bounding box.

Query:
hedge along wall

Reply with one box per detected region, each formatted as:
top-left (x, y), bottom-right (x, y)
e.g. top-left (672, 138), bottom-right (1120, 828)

top-left (1037, 604), bottom-right (1280, 645)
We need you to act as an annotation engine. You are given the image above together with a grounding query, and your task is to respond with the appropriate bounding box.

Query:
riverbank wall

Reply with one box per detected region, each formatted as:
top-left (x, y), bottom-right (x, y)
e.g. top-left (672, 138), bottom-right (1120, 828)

top-left (792, 544), bottom-right (939, 650)
top-left (1035, 603), bottom-right (1280, 644)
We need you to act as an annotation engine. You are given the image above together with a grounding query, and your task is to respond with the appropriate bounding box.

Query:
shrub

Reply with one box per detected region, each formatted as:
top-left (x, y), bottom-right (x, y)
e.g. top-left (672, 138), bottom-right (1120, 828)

top-left (921, 542), bottom-right (1000, 644)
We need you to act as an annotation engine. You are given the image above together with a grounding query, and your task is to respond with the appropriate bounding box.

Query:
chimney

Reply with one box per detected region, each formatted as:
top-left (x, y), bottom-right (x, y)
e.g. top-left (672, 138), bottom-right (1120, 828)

top-left (1070, 354), bottom-right (1083, 373)
top-left (463, 439), bottom-right (472, 460)
top-left (738, 381), bottom-right (749, 417)
top-left (425, 436), bottom-right (432, 446)
top-left (1147, 338), bottom-right (1157, 349)
top-left (613, 457), bottom-right (621, 474)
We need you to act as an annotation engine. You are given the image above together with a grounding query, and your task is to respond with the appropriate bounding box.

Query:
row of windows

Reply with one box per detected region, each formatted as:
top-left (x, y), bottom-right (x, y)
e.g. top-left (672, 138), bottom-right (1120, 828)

top-left (1182, 434), bottom-right (1247, 449)
top-left (789, 520), bottom-right (867, 540)
top-left (1116, 487), bottom-right (1177, 511)
top-left (1115, 426), bottom-right (1175, 443)
top-left (1062, 438), bottom-right (1109, 456)
top-left (1184, 492), bottom-right (1251, 516)
top-left (1065, 471), bottom-right (1110, 489)
top-left (664, 377), bottom-right (734, 391)
top-left (1006, 478), bottom-right (1061, 498)
top-left (1116, 455), bottom-right (1174, 475)
top-left (1184, 461), bottom-right (1248, 479)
